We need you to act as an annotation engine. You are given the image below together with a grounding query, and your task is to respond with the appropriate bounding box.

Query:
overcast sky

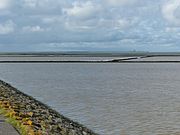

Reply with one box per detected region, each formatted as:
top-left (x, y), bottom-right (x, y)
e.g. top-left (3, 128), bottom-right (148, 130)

top-left (0, 0), bottom-right (180, 52)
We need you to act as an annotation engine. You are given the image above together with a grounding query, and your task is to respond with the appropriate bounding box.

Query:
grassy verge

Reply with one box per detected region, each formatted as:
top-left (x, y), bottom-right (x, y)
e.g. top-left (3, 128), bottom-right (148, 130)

top-left (0, 100), bottom-right (44, 135)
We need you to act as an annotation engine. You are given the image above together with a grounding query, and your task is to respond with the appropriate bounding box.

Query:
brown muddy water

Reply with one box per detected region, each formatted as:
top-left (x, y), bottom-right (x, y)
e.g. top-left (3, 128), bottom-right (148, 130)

top-left (0, 62), bottom-right (180, 135)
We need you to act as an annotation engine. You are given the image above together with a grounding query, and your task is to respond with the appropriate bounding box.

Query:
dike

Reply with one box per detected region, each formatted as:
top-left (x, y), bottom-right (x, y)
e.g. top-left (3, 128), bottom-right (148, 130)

top-left (0, 80), bottom-right (98, 135)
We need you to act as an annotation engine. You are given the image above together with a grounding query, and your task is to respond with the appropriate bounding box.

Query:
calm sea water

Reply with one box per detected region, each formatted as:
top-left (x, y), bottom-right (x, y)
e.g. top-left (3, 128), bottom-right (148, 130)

top-left (0, 63), bottom-right (180, 135)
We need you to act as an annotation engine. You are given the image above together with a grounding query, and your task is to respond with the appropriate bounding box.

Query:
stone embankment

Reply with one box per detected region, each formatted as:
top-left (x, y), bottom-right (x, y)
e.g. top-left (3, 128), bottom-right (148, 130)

top-left (0, 80), bottom-right (98, 135)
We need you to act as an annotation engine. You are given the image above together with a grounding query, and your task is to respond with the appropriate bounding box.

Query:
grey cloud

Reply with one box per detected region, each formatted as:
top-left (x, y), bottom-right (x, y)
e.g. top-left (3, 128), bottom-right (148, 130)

top-left (0, 0), bottom-right (180, 52)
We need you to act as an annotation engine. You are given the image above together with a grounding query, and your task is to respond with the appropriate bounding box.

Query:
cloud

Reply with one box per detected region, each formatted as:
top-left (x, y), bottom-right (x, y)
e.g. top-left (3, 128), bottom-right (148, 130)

top-left (0, 0), bottom-right (11, 10)
top-left (18, 0), bottom-right (66, 16)
top-left (0, 0), bottom-right (179, 52)
top-left (105, 0), bottom-right (138, 7)
top-left (22, 25), bottom-right (45, 32)
top-left (63, 1), bottom-right (101, 19)
top-left (165, 27), bottom-right (180, 32)
top-left (23, 0), bottom-right (37, 8)
top-left (114, 18), bottom-right (138, 29)
top-left (41, 16), bottom-right (62, 24)
top-left (0, 20), bottom-right (15, 35)
top-left (162, 0), bottom-right (180, 25)
top-left (22, 0), bottom-right (64, 9)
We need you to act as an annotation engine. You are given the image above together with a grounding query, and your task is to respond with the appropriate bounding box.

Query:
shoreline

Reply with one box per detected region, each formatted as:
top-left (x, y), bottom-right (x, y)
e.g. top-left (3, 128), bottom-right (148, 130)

top-left (0, 80), bottom-right (98, 135)
top-left (0, 61), bottom-right (179, 63)
top-left (0, 55), bottom-right (179, 63)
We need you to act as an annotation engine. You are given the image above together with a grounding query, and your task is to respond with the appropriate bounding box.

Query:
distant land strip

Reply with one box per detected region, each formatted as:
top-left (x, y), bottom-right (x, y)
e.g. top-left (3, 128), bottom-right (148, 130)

top-left (0, 55), bottom-right (179, 63)
top-left (0, 60), bottom-right (180, 63)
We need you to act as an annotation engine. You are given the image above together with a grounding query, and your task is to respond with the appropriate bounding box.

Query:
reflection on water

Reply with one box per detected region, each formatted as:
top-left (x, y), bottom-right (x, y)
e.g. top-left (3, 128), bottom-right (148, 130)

top-left (0, 63), bottom-right (180, 134)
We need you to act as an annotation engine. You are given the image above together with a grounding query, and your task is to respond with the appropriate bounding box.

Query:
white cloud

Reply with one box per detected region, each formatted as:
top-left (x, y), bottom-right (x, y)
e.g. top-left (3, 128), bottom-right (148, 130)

top-left (162, 0), bottom-right (180, 25)
top-left (166, 27), bottom-right (178, 32)
top-left (65, 21), bottom-right (96, 31)
top-left (0, 0), bottom-right (11, 10)
top-left (0, 20), bottom-right (15, 34)
top-left (41, 16), bottom-right (63, 24)
top-left (23, 0), bottom-right (37, 8)
top-left (22, 25), bottom-right (45, 32)
top-left (114, 19), bottom-right (132, 29)
top-left (105, 0), bottom-right (138, 7)
top-left (63, 1), bottom-right (101, 19)
top-left (96, 17), bottom-right (138, 30)
top-left (22, 0), bottom-right (66, 11)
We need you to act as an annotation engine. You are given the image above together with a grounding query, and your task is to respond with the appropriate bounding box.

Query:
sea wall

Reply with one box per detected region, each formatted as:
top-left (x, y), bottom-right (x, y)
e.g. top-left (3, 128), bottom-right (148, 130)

top-left (0, 80), bottom-right (98, 135)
